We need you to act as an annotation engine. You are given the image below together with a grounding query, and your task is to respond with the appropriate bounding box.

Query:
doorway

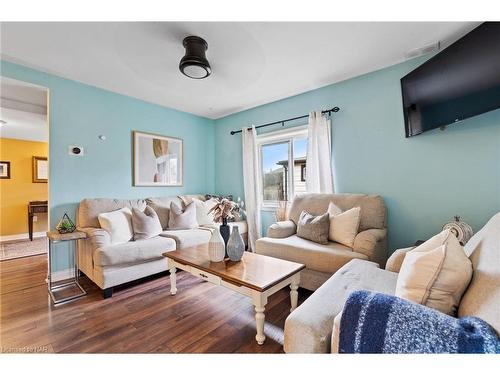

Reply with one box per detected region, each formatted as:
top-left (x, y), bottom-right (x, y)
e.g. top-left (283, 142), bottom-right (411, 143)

top-left (0, 77), bottom-right (49, 260)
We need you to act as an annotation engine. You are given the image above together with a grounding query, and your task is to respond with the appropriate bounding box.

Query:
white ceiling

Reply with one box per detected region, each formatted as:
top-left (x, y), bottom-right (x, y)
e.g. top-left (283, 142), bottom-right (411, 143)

top-left (0, 77), bottom-right (48, 142)
top-left (0, 22), bottom-right (479, 119)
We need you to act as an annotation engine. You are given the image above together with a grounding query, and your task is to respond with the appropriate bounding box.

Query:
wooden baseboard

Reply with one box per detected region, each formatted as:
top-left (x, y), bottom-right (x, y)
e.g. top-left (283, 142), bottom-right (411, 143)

top-left (0, 232), bottom-right (46, 242)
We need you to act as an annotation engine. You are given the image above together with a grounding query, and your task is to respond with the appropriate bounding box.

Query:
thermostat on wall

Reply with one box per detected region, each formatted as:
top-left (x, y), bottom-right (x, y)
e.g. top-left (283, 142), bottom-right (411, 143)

top-left (68, 145), bottom-right (84, 156)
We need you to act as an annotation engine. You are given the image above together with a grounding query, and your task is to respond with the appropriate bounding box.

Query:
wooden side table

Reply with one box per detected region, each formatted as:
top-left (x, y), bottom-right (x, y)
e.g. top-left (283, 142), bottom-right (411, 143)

top-left (46, 230), bottom-right (87, 305)
top-left (28, 201), bottom-right (48, 241)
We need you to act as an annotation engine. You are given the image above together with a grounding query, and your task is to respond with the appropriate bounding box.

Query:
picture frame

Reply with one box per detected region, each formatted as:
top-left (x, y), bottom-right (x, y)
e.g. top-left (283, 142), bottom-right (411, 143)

top-left (0, 161), bottom-right (11, 179)
top-left (32, 156), bottom-right (48, 183)
top-left (133, 131), bottom-right (183, 186)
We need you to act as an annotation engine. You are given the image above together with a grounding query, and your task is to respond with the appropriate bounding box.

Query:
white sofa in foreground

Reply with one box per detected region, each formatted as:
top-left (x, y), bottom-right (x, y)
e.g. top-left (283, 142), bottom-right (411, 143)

top-left (284, 212), bottom-right (500, 353)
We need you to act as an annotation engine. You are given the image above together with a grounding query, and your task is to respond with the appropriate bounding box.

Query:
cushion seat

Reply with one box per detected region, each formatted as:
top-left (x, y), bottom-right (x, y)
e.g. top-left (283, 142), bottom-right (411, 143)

top-left (284, 259), bottom-right (398, 353)
top-left (256, 235), bottom-right (368, 274)
top-left (160, 228), bottom-right (212, 248)
top-left (93, 236), bottom-right (176, 267)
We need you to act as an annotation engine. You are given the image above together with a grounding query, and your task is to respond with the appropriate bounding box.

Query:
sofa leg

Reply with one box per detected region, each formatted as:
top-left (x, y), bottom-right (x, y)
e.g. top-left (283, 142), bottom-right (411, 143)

top-left (103, 288), bottom-right (113, 299)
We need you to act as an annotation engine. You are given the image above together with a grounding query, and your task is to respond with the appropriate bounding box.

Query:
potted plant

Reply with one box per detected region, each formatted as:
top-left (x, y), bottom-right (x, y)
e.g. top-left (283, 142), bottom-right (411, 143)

top-left (56, 213), bottom-right (76, 234)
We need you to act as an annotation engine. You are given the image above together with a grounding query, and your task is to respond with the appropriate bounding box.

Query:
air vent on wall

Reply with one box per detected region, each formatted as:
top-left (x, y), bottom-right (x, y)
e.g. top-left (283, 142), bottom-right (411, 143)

top-left (405, 41), bottom-right (440, 59)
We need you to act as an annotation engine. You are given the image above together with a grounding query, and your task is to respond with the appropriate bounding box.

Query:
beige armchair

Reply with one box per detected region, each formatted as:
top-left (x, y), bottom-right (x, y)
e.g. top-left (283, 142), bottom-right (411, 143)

top-left (256, 193), bottom-right (388, 291)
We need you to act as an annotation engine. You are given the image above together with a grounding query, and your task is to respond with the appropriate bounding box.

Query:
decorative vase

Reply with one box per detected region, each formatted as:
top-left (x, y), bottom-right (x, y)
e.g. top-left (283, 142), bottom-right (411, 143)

top-left (208, 227), bottom-right (225, 262)
top-left (227, 226), bottom-right (245, 262)
top-left (219, 217), bottom-right (230, 249)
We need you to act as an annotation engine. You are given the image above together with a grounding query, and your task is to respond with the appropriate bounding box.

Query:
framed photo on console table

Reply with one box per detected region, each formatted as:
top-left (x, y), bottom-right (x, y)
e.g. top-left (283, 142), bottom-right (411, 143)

top-left (133, 131), bottom-right (183, 186)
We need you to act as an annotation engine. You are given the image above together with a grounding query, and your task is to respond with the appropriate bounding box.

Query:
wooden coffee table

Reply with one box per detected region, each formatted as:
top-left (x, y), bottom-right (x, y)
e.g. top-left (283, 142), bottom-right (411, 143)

top-left (162, 245), bottom-right (305, 345)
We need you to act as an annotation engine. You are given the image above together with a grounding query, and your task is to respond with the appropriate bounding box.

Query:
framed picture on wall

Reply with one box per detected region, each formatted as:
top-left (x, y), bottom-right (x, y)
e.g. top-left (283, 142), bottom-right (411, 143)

top-left (133, 131), bottom-right (183, 186)
top-left (0, 161), bottom-right (11, 179)
top-left (32, 156), bottom-right (48, 183)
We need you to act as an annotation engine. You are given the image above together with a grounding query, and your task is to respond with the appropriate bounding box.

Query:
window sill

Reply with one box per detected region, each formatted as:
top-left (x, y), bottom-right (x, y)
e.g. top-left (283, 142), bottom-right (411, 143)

top-left (260, 202), bottom-right (291, 212)
top-left (260, 205), bottom-right (278, 212)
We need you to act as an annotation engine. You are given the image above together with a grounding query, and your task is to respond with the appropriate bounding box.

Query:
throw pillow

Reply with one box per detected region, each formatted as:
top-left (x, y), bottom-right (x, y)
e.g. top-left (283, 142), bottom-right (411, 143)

top-left (192, 198), bottom-right (218, 226)
top-left (296, 211), bottom-right (330, 245)
top-left (205, 194), bottom-right (233, 201)
top-left (169, 201), bottom-right (198, 229)
top-left (98, 207), bottom-right (134, 245)
top-left (131, 206), bottom-right (162, 241)
top-left (178, 195), bottom-right (199, 207)
top-left (148, 202), bottom-right (170, 230)
top-left (327, 203), bottom-right (361, 247)
top-left (395, 229), bottom-right (473, 315)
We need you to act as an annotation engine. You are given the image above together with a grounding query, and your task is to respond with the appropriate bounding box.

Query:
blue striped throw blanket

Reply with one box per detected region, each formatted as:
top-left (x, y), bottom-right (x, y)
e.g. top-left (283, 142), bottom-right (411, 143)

top-left (339, 290), bottom-right (500, 354)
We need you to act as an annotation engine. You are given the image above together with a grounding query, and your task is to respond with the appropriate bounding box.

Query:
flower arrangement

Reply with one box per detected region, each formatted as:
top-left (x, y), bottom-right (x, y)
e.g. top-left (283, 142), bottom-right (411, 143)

top-left (208, 197), bottom-right (238, 224)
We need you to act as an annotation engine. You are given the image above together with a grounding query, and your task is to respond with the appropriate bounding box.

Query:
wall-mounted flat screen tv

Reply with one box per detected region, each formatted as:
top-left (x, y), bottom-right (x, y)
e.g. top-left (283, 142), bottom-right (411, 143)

top-left (401, 22), bottom-right (500, 137)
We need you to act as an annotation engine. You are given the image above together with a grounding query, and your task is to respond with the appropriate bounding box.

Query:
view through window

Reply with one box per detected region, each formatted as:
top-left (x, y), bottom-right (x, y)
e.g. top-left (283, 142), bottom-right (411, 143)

top-left (261, 135), bottom-right (307, 203)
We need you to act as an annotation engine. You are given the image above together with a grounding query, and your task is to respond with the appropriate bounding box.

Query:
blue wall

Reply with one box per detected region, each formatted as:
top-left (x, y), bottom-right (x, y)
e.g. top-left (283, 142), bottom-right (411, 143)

top-left (2, 56), bottom-right (499, 270)
top-left (1, 60), bottom-right (215, 271)
top-left (213, 57), bottom-right (500, 252)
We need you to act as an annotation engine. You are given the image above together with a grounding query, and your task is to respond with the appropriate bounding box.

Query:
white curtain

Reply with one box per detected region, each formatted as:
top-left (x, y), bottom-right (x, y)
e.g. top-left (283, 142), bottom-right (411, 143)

top-left (242, 125), bottom-right (261, 251)
top-left (306, 111), bottom-right (334, 193)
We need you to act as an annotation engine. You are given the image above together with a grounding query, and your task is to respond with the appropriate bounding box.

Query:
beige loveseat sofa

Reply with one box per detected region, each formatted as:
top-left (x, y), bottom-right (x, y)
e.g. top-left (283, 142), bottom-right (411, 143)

top-left (76, 195), bottom-right (247, 298)
top-left (256, 193), bottom-right (388, 291)
top-left (284, 212), bottom-right (500, 353)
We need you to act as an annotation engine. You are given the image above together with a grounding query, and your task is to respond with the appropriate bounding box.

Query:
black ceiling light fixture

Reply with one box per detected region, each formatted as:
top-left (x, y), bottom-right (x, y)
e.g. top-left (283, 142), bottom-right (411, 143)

top-left (179, 36), bottom-right (211, 79)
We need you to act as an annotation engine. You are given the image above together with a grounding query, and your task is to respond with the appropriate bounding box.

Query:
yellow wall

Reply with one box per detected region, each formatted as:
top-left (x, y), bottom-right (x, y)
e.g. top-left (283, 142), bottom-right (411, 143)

top-left (0, 138), bottom-right (48, 237)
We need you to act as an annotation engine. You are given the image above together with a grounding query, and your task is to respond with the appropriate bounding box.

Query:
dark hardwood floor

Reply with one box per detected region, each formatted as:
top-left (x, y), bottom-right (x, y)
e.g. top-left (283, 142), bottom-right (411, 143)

top-left (0, 254), bottom-right (310, 353)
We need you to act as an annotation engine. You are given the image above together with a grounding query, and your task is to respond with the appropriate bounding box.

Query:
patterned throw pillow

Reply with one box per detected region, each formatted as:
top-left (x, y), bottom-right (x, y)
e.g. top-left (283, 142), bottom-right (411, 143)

top-left (205, 194), bottom-right (234, 201)
top-left (296, 211), bottom-right (330, 245)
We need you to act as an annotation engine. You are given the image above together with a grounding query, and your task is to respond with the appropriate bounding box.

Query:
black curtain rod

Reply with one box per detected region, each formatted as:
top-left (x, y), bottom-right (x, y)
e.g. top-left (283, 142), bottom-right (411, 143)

top-left (230, 107), bottom-right (340, 135)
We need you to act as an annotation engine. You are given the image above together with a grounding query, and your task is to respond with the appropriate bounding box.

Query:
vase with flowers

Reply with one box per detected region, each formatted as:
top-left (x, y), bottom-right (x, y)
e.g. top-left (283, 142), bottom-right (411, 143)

top-left (208, 197), bottom-right (238, 249)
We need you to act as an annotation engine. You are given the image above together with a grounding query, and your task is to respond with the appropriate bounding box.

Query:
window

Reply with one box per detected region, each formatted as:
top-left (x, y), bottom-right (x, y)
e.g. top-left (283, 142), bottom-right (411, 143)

top-left (258, 126), bottom-right (308, 208)
top-left (261, 142), bottom-right (289, 201)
